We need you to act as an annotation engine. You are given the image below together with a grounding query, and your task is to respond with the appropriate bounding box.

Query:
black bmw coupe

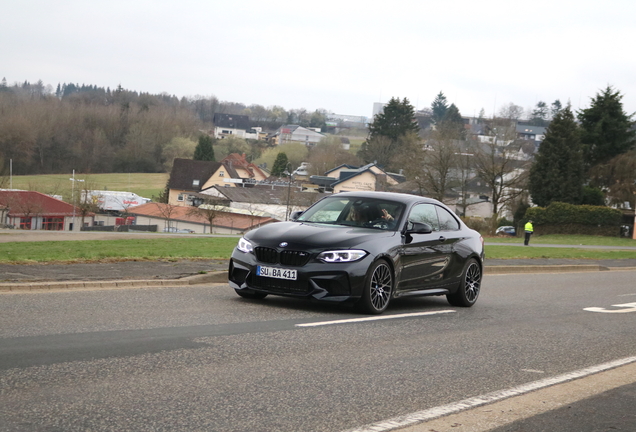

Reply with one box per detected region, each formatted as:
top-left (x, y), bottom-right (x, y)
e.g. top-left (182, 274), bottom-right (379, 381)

top-left (228, 191), bottom-right (484, 314)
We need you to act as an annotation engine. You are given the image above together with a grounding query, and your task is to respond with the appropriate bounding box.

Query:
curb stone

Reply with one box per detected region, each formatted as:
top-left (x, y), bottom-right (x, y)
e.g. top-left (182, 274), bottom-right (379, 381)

top-left (2, 266), bottom-right (636, 292)
top-left (0, 271), bottom-right (228, 292)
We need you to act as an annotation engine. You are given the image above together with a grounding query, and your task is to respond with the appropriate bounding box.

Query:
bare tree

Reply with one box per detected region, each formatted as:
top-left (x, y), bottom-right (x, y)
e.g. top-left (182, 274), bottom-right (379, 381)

top-left (420, 134), bottom-right (460, 203)
top-left (454, 143), bottom-right (477, 217)
top-left (472, 136), bottom-right (529, 232)
top-left (155, 202), bottom-right (179, 231)
top-left (75, 178), bottom-right (100, 228)
top-left (306, 137), bottom-right (361, 176)
top-left (188, 196), bottom-right (225, 234)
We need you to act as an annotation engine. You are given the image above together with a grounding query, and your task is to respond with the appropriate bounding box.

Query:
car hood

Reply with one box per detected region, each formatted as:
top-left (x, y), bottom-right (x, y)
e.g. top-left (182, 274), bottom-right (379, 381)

top-left (245, 221), bottom-right (397, 250)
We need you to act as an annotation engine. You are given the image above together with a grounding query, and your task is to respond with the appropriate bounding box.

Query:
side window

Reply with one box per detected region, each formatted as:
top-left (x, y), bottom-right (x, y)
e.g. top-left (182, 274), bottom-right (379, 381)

top-left (436, 206), bottom-right (460, 231)
top-left (408, 204), bottom-right (440, 231)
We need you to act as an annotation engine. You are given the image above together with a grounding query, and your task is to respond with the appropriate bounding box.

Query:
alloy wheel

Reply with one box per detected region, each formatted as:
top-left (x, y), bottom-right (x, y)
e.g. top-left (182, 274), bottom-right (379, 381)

top-left (370, 263), bottom-right (392, 311)
top-left (464, 262), bottom-right (481, 302)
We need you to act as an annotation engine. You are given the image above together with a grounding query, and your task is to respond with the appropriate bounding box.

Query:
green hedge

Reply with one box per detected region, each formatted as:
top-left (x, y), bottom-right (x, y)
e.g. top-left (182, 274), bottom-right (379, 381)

top-left (524, 202), bottom-right (623, 236)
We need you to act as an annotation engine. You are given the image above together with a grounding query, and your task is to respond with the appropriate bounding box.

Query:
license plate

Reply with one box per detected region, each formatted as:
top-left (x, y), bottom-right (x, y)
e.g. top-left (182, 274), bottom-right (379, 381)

top-left (257, 265), bottom-right (297, 280)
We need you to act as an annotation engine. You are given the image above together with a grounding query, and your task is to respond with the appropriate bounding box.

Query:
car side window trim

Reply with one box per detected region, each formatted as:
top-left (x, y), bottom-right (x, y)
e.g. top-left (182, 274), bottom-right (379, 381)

top-left (435, 205), bottom-right (461, 231)
top-left (407, 203), bottom-right (440, 231)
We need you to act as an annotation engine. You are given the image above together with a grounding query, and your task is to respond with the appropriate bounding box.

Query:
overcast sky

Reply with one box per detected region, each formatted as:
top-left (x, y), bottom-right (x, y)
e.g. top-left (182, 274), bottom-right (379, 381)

top-left (3, 0), bottom-right (635, 120)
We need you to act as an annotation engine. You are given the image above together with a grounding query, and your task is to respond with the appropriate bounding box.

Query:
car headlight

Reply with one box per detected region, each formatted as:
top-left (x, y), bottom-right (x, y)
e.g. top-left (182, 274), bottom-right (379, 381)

top-left (237, 237), bottom-right (253, 254)
top-left (317, 250), bottom-right (367, 263)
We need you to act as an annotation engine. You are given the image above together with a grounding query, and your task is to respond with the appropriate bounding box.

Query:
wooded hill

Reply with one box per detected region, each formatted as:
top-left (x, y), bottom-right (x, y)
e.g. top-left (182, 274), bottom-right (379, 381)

top-left (0, 80), bottom-right (330, 176)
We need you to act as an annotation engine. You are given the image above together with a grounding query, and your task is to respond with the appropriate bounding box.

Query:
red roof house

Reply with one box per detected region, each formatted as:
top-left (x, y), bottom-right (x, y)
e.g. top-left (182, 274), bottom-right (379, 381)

top-left (127, 202), bottom-right (276, 234)
top-left (0, 190), bottom-right (94, 231)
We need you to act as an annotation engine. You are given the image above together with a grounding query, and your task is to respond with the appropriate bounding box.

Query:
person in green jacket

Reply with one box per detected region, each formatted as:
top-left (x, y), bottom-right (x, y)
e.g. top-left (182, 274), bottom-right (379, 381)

top-left (524, 220), bottom-right (534, 245)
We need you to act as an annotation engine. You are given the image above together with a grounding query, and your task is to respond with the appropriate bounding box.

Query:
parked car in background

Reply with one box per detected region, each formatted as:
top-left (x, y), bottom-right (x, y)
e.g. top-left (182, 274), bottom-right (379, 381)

top-left (229, 191), bottom-right (484, 314)
top-left (163, 227), bottom-right (195, 234)
top-left (495, 226), bottom-right (516, 236)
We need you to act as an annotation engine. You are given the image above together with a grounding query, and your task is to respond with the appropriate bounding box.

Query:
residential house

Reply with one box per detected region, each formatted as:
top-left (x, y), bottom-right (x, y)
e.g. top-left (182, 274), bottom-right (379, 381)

top-left (201, 184), bottom-right (326, 221)
top-left (167, 154), bottom-right (269, 206)
top-left (219, 153), bottom-right (269, 185)
top-left (212, 113), bottom-right (262, 140)
top-left (323, 163), bottom-right (404, 193)
top-left (269, 125), bottom-right (326, 146)
top-left (167, 159), bottom-right (223, 206)
top-left (449, 177), bottom-right (493, 219)
top-left (516, 124), bottom-right (546, 142)
top-left (0, 204), bottom-right (8, 227)
top-left (0, 190), bottom-right (94, 231)
top-left (127, 202), bottom-right (276, 234)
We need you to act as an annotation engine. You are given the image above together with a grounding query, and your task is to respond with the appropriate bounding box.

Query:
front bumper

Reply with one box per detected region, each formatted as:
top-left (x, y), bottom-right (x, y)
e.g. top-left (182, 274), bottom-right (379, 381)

top-left (228, 252), bottom-right (372, 302)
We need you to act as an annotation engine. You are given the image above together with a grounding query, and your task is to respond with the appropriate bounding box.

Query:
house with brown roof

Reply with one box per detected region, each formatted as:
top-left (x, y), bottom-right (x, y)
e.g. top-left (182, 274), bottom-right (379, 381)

top-left (0, 190), bottom-right (94, 231)
top-left (167, 154), bottom-right (269, 206)
top-left (324, 163), bottom-right (404, 193)
top-left (127, 202), bottom-right (276, 234)
top-left (201, 184), bottom-right (327, 221)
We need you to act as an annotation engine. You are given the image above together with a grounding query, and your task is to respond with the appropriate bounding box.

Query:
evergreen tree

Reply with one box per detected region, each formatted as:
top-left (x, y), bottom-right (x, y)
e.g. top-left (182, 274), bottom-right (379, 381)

top-left (529, 106), bottom-right (585, 207)
top-left (367, 97), bottom-right (419, 141)
top-left (578, 86), bottom-right (635, 170)
top-left (438, 103), bottom-right (465, 139)
top-left (360, 97), bottom-right (419, 168)
top-left (271, 152), bottom-right (289, 176)
top-left (550, 99), bottom-right (562, 118)
top-left (431, 91), bottom-right (449, 124)
top-left (193, 135), bottom-right (215, 161)
top-left (530, 101), bottom-right (549, 126)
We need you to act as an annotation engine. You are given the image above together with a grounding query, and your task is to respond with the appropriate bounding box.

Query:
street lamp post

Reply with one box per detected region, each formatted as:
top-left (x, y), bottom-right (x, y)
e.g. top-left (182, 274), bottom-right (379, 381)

top-left (69, 170), bottom-right (84, 231)
top-left (284, 164), bottom-right (294, 221)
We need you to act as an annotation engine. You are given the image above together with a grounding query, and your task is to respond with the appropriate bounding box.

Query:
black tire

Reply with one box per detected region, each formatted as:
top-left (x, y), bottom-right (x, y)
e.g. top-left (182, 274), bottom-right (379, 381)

top-left (358, 260), bottom-right (393, 314)
top-left (447, 258), bottom-right (481, 307)
top-left (234, 289), bottom-right (268, 300)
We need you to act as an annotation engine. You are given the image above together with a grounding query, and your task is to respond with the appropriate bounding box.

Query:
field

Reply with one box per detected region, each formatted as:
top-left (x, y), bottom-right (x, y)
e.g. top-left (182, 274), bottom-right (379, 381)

top-left (0, 236), bottom-right (238, 263)
top-left (486, 234), bottom-right (636, 247)
top-left (1, 232), bottom-right (636, 264)
top-left (6, 173), bottom-right (169, 200)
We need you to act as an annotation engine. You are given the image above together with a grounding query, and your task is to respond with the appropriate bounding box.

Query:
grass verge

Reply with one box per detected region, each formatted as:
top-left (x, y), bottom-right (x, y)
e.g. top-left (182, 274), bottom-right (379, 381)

top-left (1, 234), bottom-right (636, 264)
top-left (485, 234), bottom-right (636, 247)
top-left (0, 237), bottom-right (238, 263)
top-left (485, 246), bottom-right (636, 260)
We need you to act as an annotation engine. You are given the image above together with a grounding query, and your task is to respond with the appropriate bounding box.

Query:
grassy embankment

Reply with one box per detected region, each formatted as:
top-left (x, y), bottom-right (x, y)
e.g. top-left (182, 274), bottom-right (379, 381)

top-left (1, 234), bottom-right (635, 264)
top-left (484, 234), bottom-right (636, 259)
top-left (0, 237), bottom-right (239, 263)
top-left (7, 173), bottom-right (169, 200)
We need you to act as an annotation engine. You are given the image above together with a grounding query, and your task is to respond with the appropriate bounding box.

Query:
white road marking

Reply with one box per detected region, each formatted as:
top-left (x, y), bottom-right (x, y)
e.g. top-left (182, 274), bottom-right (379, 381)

top-left (584, 302), bottom-right (636, 313)
top-left (342, 356), bottom-right (636, 432)
top-left (618, 293), bottom-right (636, 297)
top-left (295, 310), bottom-right (456, 327)
top-left (521, 369), bottom-right (545, 374)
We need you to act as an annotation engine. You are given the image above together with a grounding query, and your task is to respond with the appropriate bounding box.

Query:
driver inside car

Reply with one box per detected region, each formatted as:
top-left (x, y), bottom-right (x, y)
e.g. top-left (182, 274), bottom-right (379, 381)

top-left (346, 202), bottom-right (397, 229)
top-left (346, 204), bottom-right (369, 225)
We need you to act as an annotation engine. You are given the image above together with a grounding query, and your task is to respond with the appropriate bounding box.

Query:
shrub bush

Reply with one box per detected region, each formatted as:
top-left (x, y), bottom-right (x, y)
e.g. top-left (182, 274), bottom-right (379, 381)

top-left (462, 217), bottom-right (491, 233)
top-left (524, 202), bottom-right (622, 236)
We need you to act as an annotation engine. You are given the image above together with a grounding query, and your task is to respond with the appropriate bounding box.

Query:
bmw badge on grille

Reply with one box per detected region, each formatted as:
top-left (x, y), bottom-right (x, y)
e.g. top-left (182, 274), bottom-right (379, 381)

top-left (279, 242), bottom-right (288, 247)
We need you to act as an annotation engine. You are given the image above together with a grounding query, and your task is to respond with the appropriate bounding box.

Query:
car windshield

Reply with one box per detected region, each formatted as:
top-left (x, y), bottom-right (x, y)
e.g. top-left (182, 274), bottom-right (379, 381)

top-left (296, 197), bottom-right (405, 231)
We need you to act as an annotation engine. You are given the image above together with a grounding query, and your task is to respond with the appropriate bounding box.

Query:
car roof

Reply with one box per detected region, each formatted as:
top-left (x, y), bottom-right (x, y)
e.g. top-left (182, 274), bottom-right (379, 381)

top-left (329, 191), bottom-right (442, 206)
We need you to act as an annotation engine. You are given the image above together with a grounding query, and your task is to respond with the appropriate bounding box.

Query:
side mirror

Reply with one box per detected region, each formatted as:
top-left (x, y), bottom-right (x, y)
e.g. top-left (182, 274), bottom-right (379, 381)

top-left (290, 211), bottom-right (303, 221)
top-left (407, 221), bottom-right (433, 234)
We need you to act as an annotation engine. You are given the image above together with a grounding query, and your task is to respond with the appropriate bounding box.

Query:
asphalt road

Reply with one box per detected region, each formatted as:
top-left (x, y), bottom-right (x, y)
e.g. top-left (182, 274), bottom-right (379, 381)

top-left (1, 271), bottom-right (635, 431)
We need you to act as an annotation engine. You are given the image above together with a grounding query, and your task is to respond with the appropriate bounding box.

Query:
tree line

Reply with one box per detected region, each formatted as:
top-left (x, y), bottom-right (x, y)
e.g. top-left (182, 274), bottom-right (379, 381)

top-left (529, 86), bottom-right (636, 210)
top-left (0, 79), bottom-right (330, 176)
top-left (356, 87), bottom-right (635, 230)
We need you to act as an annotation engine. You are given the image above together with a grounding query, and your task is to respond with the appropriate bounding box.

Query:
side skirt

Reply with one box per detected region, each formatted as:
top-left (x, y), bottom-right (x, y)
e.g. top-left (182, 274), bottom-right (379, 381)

top-left (393, 288), bottom-right (449, 298)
